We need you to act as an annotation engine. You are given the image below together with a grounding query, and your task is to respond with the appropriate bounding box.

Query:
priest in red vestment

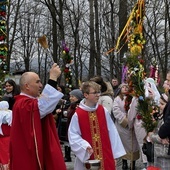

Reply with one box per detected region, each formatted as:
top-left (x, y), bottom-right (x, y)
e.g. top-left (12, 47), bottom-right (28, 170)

top-left (10, 63), bottom-right (66, 170)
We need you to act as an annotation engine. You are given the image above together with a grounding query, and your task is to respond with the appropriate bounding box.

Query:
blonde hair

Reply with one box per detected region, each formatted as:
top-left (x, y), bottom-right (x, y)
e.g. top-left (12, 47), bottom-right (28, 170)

top-left (81, 81), bottom-right (100, 94)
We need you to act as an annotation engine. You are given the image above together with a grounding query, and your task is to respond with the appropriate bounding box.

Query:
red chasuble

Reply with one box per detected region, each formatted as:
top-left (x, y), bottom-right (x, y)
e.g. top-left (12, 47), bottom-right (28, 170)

top-left (76, 105), bottom-right (116, 170)
top-left (10, 95), bottom-right (66, 170)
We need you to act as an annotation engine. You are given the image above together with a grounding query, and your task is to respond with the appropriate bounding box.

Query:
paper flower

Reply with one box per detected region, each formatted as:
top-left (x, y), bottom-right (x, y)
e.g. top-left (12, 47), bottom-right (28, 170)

top-left (62, 41), bottom-right (73, 90)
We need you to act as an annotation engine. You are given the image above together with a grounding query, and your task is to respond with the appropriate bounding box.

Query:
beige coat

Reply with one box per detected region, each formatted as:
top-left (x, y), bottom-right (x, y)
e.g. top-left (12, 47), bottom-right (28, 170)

top-left (128, 97), bottom-right (147, 163)
top-left (113, 96), bottom-right (139, 160)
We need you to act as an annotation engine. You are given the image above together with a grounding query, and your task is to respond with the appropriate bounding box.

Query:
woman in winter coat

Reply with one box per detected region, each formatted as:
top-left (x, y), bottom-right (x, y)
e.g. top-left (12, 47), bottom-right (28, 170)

top-left (2, 79), bottom-right (20, 110)
top-left (113, 83), bottom-right (140, 170)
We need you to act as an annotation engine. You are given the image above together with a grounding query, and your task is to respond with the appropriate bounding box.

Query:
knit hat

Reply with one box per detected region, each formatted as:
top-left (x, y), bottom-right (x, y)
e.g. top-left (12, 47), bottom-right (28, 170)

top-left (69, 89), bottom-right (84, 101)
top-left (118, 83), bottom-right (128, 89)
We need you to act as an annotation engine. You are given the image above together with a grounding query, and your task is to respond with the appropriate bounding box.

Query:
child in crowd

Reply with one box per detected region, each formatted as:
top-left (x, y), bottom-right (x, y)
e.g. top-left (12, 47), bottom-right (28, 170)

top-left (0, 101), bottom-right (12, 170)
top-left (68, 81), bottom-right (126, 170)
top-left (64, 89), bottom-right (84, 162)
top-left (90, 76), bottom-right (114, 114)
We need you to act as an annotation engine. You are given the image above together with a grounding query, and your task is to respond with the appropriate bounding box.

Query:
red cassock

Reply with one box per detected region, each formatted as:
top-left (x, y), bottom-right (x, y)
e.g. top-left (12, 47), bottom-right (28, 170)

top-left (10, 95), bottom-right (66, 170)
top-left (76, 105), bottom-right (116, 170)
top-left (0, 124), bottom-right (11, 166)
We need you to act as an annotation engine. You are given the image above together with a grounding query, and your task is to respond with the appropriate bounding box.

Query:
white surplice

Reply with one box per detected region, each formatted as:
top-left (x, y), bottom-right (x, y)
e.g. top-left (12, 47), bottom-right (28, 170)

top-left (68, 99), bottom-right (126, 170)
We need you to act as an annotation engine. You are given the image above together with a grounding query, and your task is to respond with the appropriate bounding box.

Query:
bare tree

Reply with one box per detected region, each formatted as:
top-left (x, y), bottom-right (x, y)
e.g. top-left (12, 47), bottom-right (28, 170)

top-left (40, 0), bottom-right (65, 63)
top-left (64, 0), bottom-right (87, 87)
top-left (118, 0), bottom-right (128, 60)
top-left (144, 0), bottom-right (170, 81)
top-left (88, 0), bottom-right (95, 78)
top-left (7, 0), bottom-right (24, 71)
top-left (94, 0), bottom-right (101, 75)
top-left (7, 0), bottom-right (170, 87)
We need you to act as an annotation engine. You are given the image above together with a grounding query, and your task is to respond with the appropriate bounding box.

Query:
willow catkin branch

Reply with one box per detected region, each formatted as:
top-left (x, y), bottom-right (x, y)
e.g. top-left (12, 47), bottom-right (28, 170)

top-left (37, 35), bottom-right (49, 49)
top-left (37, 35), bottom-right (54, 63)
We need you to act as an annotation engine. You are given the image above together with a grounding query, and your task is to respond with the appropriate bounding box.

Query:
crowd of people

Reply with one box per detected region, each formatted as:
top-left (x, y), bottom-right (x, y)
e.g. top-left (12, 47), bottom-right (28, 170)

top-left (0, 63), bottom-right (170, 170)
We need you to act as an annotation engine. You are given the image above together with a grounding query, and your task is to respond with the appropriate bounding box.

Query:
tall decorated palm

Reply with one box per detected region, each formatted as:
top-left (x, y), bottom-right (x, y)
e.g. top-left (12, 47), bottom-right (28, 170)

top-left (107, 0), bottom-right (158, 132)
top-left (124, 0), bottom-right (159, 132)
top-left (0, 0), bottom-right (8, 96)
top-left (61, 41), bottom-right (73, 93)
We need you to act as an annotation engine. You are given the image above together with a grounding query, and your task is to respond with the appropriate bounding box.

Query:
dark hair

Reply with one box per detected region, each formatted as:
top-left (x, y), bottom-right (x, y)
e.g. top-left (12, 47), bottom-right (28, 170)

top-left (90, 76), bottom-right (107, 93)
top-left (4, 79), bottom-right (20, 96)
top-left (160, 94), bottom-right (168, 103)
top-left (57, 85), bottom-right (66, 94)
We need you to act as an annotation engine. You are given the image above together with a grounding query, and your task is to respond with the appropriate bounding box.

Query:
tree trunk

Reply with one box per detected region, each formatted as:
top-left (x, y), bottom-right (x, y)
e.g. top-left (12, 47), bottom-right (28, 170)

top-left (94, 0), bottom-right (101, 76)
top-left (89, 0), bottom-right (95, 79)
top-left (119, 0), bottom-right (128, 62)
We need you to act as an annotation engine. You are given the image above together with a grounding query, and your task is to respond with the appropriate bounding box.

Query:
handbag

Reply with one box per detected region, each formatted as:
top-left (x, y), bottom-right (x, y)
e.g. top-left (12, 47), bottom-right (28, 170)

top-left (142, 142), bottom-right (154, 163)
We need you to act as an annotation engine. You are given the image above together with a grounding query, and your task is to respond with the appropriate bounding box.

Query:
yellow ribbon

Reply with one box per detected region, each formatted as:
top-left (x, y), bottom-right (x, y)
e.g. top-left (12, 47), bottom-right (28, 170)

top-left (105, 0), bottom-right (145, 55)
top-left (0, 28), bottom-right (7, 36)
top-left (0, 47), bottom-right (8, 51)
top-left (115, 4), bottom-right (137, 51)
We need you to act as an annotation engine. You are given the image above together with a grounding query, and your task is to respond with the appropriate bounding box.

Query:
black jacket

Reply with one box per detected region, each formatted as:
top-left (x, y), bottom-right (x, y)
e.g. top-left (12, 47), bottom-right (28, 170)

top-left (158, 101), bottom-right (170, 139)
top-left (158, 101), bottom-right (170, 155)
